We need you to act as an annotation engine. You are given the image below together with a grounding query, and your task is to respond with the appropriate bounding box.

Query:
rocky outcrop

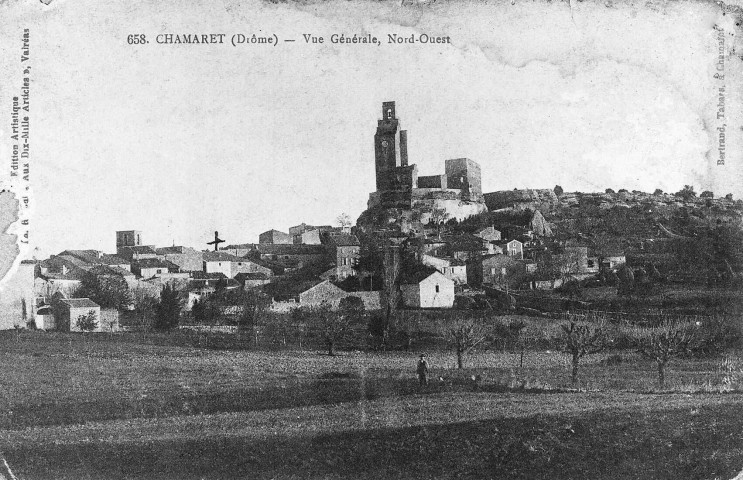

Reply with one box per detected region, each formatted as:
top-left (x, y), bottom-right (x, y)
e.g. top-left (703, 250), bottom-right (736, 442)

top-left (484, 189), bottom-right (559, 212)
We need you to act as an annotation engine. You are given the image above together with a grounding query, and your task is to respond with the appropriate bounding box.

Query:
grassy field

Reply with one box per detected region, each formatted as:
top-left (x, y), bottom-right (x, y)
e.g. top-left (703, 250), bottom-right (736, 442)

top-left (1, 331), bottom-right (743, 479)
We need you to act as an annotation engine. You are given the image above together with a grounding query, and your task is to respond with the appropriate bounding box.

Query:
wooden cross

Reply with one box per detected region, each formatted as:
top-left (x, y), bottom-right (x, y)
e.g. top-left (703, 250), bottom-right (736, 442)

top-left (207, 231), bottom-right (225, 251)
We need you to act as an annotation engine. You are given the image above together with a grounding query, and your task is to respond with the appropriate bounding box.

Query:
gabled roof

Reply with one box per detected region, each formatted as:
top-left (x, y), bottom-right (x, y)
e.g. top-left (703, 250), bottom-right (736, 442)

top-left (88, 264), bottom-right (134, 277)
top-left (400, 266), bottom-right (440, 285)
top-left (60, 298), bottom-right (100, 308)
top-left (61, 250), bottom-right (129, 266)
top-left (328, 234), bottom-right (360, 247)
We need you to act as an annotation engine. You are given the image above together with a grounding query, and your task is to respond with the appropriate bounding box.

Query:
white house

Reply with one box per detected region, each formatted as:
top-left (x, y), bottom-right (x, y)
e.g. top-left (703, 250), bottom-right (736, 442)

top-left (401, 270), bottom-right (455, 309)
top-left (499, 239), bottom-right (523, 260)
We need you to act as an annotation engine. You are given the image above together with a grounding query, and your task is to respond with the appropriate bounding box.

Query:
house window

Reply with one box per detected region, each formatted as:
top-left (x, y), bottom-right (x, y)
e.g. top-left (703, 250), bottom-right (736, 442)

top-left (588, 260), bottom-right (595, 268)
top-left (490, 268), bottom-right (496, 275)
top-left (435, 285), bottom-right (440, 293)
top-left (502, 268), bottom-right (507, 275)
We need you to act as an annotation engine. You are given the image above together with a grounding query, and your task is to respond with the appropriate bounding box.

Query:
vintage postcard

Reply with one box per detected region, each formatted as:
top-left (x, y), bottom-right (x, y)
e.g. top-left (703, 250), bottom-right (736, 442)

top-left (0, 0), bottom-right (742, 478)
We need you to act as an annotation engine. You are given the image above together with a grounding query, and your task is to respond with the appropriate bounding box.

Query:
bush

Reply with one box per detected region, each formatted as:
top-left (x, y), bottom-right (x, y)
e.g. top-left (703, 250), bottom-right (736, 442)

top-left (691, 316), bottom-right (742, 356)
top-left (75, 310), bottom-right (98, 332)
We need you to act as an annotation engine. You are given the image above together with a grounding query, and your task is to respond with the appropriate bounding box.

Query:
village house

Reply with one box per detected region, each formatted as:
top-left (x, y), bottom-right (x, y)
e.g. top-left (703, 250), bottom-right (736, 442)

top-left (400, 269), bottom-right (455, 309)
top-left (56, 298), bottom-right (101, 332)
top-left (599, 252), bottom-right (627, 271)
top-left (202, 251), bottom-right (271, 278)
top-left (234, 272), bottom-right (270, 290)
top-left (247, 244), bottom-right (328, 268)
top-left (60, 250), bottom-right (131, 271)
top-left (37, 256), bottom-right (88, 294)
top-left (259, 229), bottom-right (292, 245)
top-left (155, 246), bottom-right (204, 271)
top-left (420, 254), bottom-right (467, 285)
top-left (496, 239), bottom-right (524, 260)
top-left (474, 226), bottom-right (501, 242)
top-left (132, 258), bottom-right (180, 278)
top-left (481, 254), bottom-right (527, 288)
top-left (325, 233), bottom-right (361, 280)
top-left (117, 245), bottom-right (159, 261)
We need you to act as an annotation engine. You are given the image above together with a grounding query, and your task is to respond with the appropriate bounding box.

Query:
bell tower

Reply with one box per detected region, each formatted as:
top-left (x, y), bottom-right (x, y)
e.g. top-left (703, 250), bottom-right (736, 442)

top-left (374, 101), bottom-right (409, 191)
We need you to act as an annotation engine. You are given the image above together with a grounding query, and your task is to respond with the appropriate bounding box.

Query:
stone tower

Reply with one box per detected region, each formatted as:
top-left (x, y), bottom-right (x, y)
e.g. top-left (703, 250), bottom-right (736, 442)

top-left (116, 230), bottom-right (142, 251)
top-left (374, 101), bottom-right (409, 191)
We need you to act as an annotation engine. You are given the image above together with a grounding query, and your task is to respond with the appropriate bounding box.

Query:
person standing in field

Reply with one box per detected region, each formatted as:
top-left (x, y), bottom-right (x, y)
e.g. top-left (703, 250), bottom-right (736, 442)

top-left (417, 354), bottom-right (429, 387)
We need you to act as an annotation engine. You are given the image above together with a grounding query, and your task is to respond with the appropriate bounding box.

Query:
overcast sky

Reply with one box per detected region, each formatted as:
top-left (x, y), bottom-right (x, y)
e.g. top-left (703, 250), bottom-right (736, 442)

top-left (0, 0), bottom-right (741, 261)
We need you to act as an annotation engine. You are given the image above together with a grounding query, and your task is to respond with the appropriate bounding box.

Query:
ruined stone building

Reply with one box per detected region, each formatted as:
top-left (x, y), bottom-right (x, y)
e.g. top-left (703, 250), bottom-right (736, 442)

top-left (367, 101), bottom-right (486, 223)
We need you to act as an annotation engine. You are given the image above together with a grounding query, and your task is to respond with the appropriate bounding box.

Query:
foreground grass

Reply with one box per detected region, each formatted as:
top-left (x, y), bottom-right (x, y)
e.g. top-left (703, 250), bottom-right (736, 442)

top-left (2, 332), bottom-right (743, 478)
top-left (3, 392), bottom-right (743, 479)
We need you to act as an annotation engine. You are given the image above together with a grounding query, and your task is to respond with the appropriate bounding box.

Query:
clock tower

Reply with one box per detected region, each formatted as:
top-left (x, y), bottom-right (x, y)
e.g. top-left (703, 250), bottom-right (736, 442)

top-left (374, 101), bottom-right (409, 191)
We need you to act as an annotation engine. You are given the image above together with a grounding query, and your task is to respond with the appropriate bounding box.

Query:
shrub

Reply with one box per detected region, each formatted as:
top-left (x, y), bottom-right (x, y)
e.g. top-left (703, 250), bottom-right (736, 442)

top-left (75, 310), bottom-right (98, 332)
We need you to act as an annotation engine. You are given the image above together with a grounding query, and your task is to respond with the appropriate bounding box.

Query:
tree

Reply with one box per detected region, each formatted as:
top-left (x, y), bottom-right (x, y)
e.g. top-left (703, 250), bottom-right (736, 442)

top-left (725, 193), bottom-right (734, 200)
top-left (445, 319), bottom-right (490, 369)
top-left (368, 313), bottom-right (390, 350)
top-left (153, 283), bottom-right (182, 331)
top-left (636, 319), bottom-right (696, 389)
top-left (237, 290), bottom-right (269, 343)
top-left (75, 274), bottom-right (132, 310)
top-left (553, 185), bottom-right (564, 196)
top-left (700, 191), bottom-right (714, 199)
top-left (654, 189), bottom-right (664, 195)
top-left (616, 265), bottom-right (635, 296)
top-left (337, 212), bottom-right (353, 230)
top-left (675, 185), bottom-right (696, 201)
top-left (307, 301), bottom-right (352, 356)
top-left (428, 207), bottom-right (450, 238)
top-left (131, 286), bottom-right (157, 332)
top-left (605, 188), bottom-right (615, 194)
top-left (75, 310), bottom-right (98, 332)
top-left (560, 322), bottom-right (605, 386)
top-left (191, 298), bottom-right (220, 325)
top-left (354, 240), bottom-right (384, 291)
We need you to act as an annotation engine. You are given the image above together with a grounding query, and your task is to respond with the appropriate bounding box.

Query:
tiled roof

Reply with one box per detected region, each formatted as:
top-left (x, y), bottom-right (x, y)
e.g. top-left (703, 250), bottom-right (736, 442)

top-left (203, 251), bottom-right (241, 262)
top-left (134, 258), bottom-right (177, 269)
top-left (329, 234), bottom-right (360, 247)
top-left (60, 298), bottom-right (100, 308)
top-left (400, 266), bottom-right (439, 284)
top-left (235, 272), bottom-right (269, 281)
top-left (88, 265), bottom-right (134, 277)
top-left (119, 245), bottom-right (158, 255)
top-left (155, 246), bottom-right (186, 255)
top-left (190, 271), bottom-right (227, 280)
top-left (253, 244), bottom-right (327, 255)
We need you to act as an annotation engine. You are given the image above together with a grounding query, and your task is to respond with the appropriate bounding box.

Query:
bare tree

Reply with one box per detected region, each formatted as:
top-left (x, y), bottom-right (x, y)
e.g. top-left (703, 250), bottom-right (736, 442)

top-left (306, 301), bottom-right (353, 356)
top-left (428, 207), bottom-right (450, 239)
top-left (445, 319), bottom-right (490, 369)
top-left (635, 319), bottom-right (696, 389)
top-left (560, 321), bottom-right (606, 386)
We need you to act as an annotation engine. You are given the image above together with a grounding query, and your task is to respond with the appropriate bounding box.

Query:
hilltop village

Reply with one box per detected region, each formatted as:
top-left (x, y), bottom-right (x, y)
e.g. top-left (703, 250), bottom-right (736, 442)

top-left (5, 101), bottom-right (743, 331)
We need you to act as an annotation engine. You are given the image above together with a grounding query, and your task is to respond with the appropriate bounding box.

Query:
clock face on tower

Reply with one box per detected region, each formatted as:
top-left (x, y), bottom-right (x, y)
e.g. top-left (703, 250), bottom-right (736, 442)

top-left (381, 140), bottom-right (388, 148)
